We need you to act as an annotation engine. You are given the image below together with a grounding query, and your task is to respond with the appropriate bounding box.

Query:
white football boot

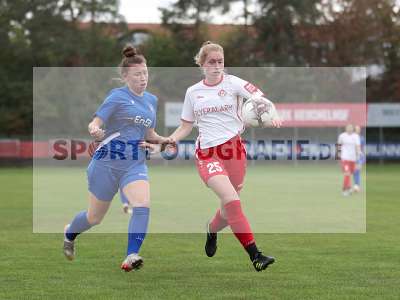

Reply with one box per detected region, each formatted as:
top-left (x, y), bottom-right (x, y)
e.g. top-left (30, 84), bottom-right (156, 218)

top-left (120, 253), bottom-right (143, 272)
top-left (63, 224), bottom-right (75, 261)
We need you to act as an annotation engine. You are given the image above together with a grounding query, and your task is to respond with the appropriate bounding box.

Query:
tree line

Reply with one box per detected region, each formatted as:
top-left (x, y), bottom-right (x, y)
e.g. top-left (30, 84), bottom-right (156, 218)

top-left (1, 0), bottom-right (399, 136)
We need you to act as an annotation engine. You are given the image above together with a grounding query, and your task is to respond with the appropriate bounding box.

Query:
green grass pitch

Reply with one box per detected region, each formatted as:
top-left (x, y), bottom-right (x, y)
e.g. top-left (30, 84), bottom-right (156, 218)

top-left (0, 164), bottom-right (399, 299)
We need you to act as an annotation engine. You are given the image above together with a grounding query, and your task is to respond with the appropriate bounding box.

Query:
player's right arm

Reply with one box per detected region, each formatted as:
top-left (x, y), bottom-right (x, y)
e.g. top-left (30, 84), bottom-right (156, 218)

top-left (169, 89), bottom-right (195, 143)
top-left (336, 133), bottom-right (343, 160)
top-left (337, 134), bottom-right (342, 146)
top-left (169, 120), bottom-right (193, 143)
top-left (88, 117), bottom-right (105, 140)
top-left (88, 91), bottom-right (119, 140)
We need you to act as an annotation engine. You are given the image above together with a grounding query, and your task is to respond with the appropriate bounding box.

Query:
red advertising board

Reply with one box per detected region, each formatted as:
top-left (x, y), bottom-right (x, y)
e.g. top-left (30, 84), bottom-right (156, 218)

top-left (276, 103), bottom-right (366, 127)
top-left (0, 103), bottom-right (368, 159)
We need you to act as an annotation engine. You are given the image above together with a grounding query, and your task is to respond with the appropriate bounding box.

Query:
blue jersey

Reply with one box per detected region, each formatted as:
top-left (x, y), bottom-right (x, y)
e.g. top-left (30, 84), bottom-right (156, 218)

top-left (92, 86), bottom-right (157, 171)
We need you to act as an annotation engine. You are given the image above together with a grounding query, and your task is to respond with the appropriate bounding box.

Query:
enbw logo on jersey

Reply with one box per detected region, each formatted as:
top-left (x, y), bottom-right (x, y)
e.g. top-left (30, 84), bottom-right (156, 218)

top-left (134, 116), bottom-right (152, 127)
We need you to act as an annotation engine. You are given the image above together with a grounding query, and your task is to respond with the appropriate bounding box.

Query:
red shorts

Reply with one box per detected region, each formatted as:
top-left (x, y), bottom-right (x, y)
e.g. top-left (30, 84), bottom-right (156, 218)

top-left (195, 135), bottom-right (247, 192)
top-left (341, 160), bottom-right (356, 174)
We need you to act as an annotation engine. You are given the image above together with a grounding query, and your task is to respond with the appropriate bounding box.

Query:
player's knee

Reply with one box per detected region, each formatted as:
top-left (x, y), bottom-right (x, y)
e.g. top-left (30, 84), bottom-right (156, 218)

top-left (131, 198), bottom-right (150, 208)
top-left (219, 191), bottom-right (239, 204)
top-left (234, 183), bottom-right (244, 193)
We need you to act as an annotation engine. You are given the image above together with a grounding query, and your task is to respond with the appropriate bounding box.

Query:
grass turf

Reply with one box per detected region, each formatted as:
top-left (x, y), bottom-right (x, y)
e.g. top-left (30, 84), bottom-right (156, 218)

top-left (0, 165), bottom-right (399, 299)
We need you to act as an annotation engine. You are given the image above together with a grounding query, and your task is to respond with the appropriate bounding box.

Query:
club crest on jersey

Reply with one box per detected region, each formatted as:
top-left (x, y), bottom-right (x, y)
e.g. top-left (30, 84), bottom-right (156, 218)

top-left (218, 89), bottom-right (227, 97)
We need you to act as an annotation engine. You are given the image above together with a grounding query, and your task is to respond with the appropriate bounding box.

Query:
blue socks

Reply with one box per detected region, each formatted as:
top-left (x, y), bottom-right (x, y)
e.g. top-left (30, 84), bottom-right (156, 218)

top-left (65, 207), bottom-right (150, 257)
top-left (354, 169), bottom-right (361, 186)
top-left (65, 211), bottom-right (92, 241)
top-left (127, 207), bottom-right (150, 255)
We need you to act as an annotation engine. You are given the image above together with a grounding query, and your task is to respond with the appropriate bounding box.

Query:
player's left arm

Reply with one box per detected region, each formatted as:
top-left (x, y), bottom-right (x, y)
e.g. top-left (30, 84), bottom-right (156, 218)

top-left (231, 75), bottom-right (282, 128)
top-left (142, 96), bottom-right (175, 147)
top-left (145, 128), bottom-right (175, 147)
top-left (142, 129), bottom-right (175, 153)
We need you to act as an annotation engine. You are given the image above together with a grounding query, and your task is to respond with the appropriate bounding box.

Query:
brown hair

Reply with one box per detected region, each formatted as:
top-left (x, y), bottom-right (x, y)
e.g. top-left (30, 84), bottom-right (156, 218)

top-left (119, 44), bottom-right (147, 76)
top-left (194, 41), bottom-right (224, 66)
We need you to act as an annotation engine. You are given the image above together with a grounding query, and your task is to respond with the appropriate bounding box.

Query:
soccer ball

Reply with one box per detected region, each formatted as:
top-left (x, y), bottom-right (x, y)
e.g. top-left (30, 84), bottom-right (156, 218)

top-left (241, 96), bottom-right (279, 128)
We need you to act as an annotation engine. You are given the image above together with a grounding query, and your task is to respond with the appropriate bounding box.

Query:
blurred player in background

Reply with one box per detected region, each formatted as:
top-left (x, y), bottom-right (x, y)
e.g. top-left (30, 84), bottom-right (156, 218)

top-left (337, 124), bottom-right (361, 196)
top-left (353, 125), bottom-right (365, 192)
top-left (169, 41), bottom-right (281, 272)
top-left (63, 45), bottom-right (171, 272)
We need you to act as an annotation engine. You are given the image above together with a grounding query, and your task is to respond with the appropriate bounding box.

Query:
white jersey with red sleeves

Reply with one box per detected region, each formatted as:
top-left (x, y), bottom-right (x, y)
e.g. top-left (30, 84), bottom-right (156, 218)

top-left (181, 74), bottom-right (264, 149)
top-left (338, 132), bottom-right (360, 161)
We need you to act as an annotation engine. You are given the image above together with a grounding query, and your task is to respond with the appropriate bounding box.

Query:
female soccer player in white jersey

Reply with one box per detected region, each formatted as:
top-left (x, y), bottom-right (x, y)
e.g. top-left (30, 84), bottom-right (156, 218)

top-left (337, 124), bottom-right (361, 196)
top-left (169, 41), bottom-right (282, 272)
top-left (63, 45), bottom-right (171, 272)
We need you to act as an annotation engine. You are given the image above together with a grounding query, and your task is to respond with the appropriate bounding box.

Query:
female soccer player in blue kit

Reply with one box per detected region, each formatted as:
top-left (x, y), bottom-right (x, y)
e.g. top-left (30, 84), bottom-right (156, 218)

top-left (63, 45), bottom-right (171, 272)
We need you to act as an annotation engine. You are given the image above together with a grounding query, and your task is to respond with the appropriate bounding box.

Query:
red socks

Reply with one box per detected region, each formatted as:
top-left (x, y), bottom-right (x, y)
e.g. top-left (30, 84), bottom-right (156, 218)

top-left (209, 201), bottom-right (256, 249)
top-left (343, 174), bottom-right (351, 190)
top-left (209, 209), bottom-right (228, 233)
top-left (224, 200), bottom-right (255, 248)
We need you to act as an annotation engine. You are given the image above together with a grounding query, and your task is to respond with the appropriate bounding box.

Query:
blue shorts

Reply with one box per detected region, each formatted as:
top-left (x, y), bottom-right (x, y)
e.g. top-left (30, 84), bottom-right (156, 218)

top-left (87, 160), bottom-right (148, 201)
